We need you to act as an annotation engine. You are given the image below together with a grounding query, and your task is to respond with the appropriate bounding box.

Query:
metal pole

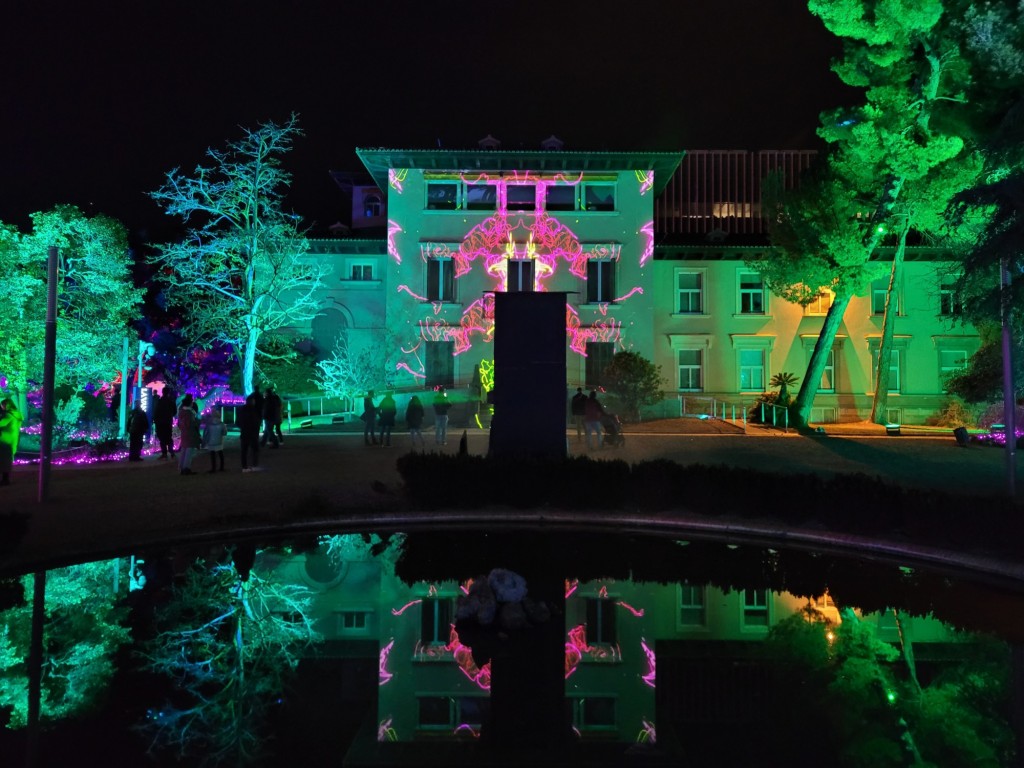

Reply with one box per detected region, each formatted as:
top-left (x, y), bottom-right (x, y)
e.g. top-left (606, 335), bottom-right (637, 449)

top-left (38, 246), bottom-right (57, 503)
top-left (1001, 256), bottom-right (1017, 497)
top-left (118, 337), bottom-right (129, 439)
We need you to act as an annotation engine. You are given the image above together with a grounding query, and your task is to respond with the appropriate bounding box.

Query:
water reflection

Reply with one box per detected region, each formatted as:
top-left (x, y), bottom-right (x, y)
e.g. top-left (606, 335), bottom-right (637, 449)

top-left (0, 531), bottom-right (1020, 766)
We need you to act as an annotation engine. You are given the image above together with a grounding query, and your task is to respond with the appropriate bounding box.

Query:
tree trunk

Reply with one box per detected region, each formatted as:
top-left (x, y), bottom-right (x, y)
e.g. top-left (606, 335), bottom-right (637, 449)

top-left (870, 220), bottom-right (910, 424)
top-left (790, 292), bottom-right (852, 431)
top-left (242, 325), bottom-right (261, 396)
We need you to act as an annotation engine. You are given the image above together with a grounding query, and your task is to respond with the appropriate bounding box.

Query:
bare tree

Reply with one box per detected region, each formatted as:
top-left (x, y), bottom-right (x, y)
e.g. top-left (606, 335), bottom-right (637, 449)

top-left (149, 114), bottom-right (328, 395)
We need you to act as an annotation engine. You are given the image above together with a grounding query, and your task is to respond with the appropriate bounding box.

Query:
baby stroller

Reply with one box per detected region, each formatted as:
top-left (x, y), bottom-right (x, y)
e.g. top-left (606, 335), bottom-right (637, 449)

top-left (601, 412), bottom-right (626, 448)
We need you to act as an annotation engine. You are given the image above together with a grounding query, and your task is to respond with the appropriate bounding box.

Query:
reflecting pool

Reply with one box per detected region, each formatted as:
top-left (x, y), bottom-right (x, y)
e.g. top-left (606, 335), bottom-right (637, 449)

top-left (1, 531), bottom-right (1020, 766)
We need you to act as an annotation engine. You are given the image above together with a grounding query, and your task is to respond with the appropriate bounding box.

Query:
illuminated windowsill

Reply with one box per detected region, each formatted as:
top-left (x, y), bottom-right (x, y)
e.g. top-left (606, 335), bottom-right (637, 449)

top-left (732, 313), bottom-right (772, 320)
top-left (340, 279), bottom-right (382, 288)
top-left (671, 313), bottom-right (710, 319)
top-left (578, 302), bottom-right (620, 309)
top-left (421, 301), bottom-right (463, 309)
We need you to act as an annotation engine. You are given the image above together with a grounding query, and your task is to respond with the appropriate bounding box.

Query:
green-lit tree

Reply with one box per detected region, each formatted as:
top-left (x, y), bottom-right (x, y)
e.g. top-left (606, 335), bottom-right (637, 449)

top-left (0, 207), bottom-right (143, 421)
top-left (314, 330), bottom-right (396, 405)
top-left (149, 114), bottom-right (329, 397)
top-left (754, 0), bottom-right (991, 429)
top-left (0, 561), bottom-right (132, 728)
top-left (600, 350), bottom-right (664, 422)
top-left (138, 556), bottom-right (319, 766)
top-left (0, 223), bottom-right (41, 416)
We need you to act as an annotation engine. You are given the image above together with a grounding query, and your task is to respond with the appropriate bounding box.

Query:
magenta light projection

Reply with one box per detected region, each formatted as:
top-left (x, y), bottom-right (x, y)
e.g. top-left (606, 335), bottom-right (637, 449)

top-left (617, 600), bottom-right (645, 618)
top-left (379, 638), bottom-right (395, 686)
top-left (391, 170), bottom-right (645, 378)
top-left (640, 637), bottom-right (656, 688)
top-left (637, 719), bottom-right (657, 744)
top-left (639, 220), bottom-right (655, 267)
top-left (635, 169), bottom-right (654, 196)
top-left (377, 717), bottom-right (398, 742)
top-left (389, 168), bottom-right (408, 194)
top-left (391, 599), bottom-right (422, 616)
top-left (564, 623), bottom-right (623, 679)
top-left (387, 219), bottom-right (404, 264)
top-left (447, 625), bottom-right (492, 691)
top-left (453, 724), bottom-right (480, 739)
top-left (566, 305), bottom-right (622, 356)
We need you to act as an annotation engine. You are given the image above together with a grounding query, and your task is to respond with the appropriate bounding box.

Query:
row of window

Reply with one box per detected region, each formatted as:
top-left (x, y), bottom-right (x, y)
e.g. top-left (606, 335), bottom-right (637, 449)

top-left (414, 336), bottom-right (969, 395)
top-left (426, 181), bottom-right (617, 213)
top-left (426, 257), bottom-right (616, 303)
top-left (677, 270), bottom-right (962, 318)
top-left (416, 694), bottom-right (615, 731)
top-left (670, 345), bottom-right (969, 394)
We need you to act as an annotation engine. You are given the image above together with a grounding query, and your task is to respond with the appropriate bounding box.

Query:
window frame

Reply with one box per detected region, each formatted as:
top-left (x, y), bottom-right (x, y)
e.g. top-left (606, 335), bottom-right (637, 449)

top-left (677, 583), bottom-right (707, 629)
top-left (464, 182), bottom-right (497, 211)
top-left (804, 290), bottom-right (834, 316)
top-left (585, 341), bottom-right (615, 388)
top-left (939, 277), bottom-right (962, 318)
top-left (425, 341), bottom-right (455, 390)
top-left (426, 257), bottom-right (456, 303)
top-left (582, 182), bottom-right (616, 212)
top-left (871, 277), bottom-right (902, 316)
top-left (425, 181), bottom-right (460, 211)
top-left (741, 588), bottom-right (770, 629)
top-left (677, 348), bottom-right (703, 392)
top-left (738, 348), bottom-right (766, 393)
top-left (545, 184), bottom-right (578, 212)
top-left (506, 184), bottom-right (537, 212)
top-left (506, 258), bottom-right (535, 292)
top-left (586, 259), bottom-right (616, 304)
top-left (675, 269), bottom-right (706, 315)
top-left (420, 596), bottom-right (454, 646)
top-left (737, 270), bottom-right (766, 315)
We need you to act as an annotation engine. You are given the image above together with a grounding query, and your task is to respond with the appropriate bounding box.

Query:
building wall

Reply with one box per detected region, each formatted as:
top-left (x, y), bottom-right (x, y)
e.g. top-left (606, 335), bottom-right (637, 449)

top-left (380, 167), bottom-right (657, 393)
top-left (261, 545), bottom-right (957, 745)
top-left (651, 253), bottom-right (978, 423)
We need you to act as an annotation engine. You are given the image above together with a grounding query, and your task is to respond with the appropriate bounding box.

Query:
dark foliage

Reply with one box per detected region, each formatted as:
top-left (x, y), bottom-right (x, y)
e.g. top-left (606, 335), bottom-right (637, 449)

top-left (395, 454), bottom-right (1024, 562)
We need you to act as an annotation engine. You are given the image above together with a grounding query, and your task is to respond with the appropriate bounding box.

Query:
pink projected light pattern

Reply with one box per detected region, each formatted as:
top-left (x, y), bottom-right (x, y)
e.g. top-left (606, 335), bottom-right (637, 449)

top-left (391, 172), bottom-right (644, 377)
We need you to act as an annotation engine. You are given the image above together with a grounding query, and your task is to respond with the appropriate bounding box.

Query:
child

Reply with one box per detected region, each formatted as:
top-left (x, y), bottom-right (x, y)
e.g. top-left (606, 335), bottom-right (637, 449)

top-left (201, 409), bottom-right (229, 473)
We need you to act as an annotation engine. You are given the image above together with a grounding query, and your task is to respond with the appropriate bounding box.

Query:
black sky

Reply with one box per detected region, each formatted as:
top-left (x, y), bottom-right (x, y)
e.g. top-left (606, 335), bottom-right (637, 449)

top-left (1, 0), bottom-right (852, 240)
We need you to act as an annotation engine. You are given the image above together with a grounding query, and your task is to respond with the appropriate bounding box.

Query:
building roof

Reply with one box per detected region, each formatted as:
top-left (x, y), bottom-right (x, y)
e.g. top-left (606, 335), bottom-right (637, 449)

top-left (355, 148), bottom-right (685, 197)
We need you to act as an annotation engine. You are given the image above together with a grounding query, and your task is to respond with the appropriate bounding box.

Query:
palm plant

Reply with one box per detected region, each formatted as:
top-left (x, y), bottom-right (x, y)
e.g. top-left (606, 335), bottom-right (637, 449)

top-left (770, 372), bottom-right (800, 406)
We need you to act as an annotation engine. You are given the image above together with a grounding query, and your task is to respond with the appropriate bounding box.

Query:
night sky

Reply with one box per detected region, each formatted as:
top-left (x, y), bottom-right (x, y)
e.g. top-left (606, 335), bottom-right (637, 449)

top-left (2, 1), bottom-right (851, 241)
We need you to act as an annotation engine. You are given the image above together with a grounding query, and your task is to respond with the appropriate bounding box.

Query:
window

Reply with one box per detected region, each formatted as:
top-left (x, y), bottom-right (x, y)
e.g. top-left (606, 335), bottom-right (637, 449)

top-left (586, 598), bottom-right (617, 645)
top-left (465, 184), bottom-right (497, 211)
top-left (871, 348), bottom-right (902, 393)
top-left (426, 182), bottom-right (459, 210)
top-left (742, 589), bottom-right (769, 627)
top-left (421, 597), bottom-right (453, 645)
top-left (586, 260), bottom-right (615, 303)
top-left (676, 271), bottom-right (704, 314)
top-left (738, 349), bottom-right (765, 392)
top-left (939, 349), bottom-right (967, 390)
top-left (678, 349), bottom-right (703, 392)
top-left (416, 696), bottom-right (490, 730)
top-left (805, 290), bottom-right (834, 316)
top-left (819, 348), bottom-right (836, 392)
top-left (679, 583), bottom-right (706, 627)
top-left (583, 183), bottom-right (615, 212)
top-left (506, 259), bottom-right (535, 292)
top-left (349, 262), bottom-right (374, 281)
top-left (545, 185), bottom-right (576, 211)
top-left (570, 696), bottom-right (616, 730)
top-left (585, 341), bottom-right (615, 387)
top-left (871, 278), bottom-right (901, 315)
top-left (340, 610), bottom-right (369, 631)
top-left (738, 271), bottom-right (765, 314)
top-left (425, 342), bottom-right (455, 390)
top-left (362, 193), bottom-right (383, 218)
top-left (427, 258), bottom-right (455, 302)
top-left (940, 278), bottom-right (962, 317)
top-left (506, 184), bottom-right (536, 211)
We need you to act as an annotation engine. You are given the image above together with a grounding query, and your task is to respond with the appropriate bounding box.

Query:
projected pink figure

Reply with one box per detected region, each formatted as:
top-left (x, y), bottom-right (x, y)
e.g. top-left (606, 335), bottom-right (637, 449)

top-left (640, 637), bottom-right (656, 688)
top-left (446, 625), bottom-right (492, 691)
top-left (379, 638), bottom-right (395, 686)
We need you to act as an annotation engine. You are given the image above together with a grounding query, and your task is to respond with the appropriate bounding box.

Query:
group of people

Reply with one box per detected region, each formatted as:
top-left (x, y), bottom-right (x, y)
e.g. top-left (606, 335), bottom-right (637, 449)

top-left (361, 386), bottom-right (451, 449)
top-left (570, 387), bottom-right (612, 450)
top-left (145, 384), bottom-right (283, 475)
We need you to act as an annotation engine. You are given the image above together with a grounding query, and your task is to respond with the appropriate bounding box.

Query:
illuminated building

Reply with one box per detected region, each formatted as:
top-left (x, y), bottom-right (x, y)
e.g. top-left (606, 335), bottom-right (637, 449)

top-left (298, 144), bottom-right (977, 425)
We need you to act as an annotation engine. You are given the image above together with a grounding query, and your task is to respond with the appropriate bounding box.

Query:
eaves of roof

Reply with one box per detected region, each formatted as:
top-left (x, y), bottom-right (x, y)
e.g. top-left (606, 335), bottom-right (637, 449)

top-left (355, 147), bottom-right (685, 197)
